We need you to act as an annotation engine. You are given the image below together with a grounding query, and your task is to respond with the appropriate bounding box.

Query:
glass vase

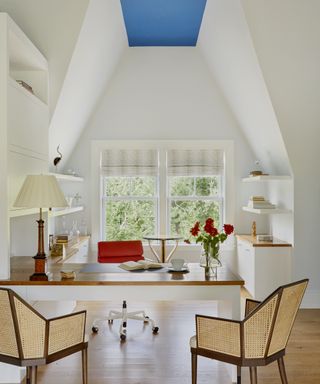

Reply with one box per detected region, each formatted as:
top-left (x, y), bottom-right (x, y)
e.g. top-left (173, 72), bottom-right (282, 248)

top-left (200, 245), bottom-right (221, 278)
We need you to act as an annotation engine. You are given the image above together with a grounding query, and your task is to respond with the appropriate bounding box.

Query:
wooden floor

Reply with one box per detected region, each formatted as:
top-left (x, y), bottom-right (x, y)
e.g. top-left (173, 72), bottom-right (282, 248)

top-left (31, 301), bottom-right (320, 384)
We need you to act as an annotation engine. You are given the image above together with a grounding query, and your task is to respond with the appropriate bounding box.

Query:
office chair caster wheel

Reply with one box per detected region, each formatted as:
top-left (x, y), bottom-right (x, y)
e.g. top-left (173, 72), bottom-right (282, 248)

top-left (144, 316), bottom-right (149, 323)
top-left (92, 326), bottom-right (99, 333)
top-left (120, 333), bottom-right (126, 341)
top-left (108, 319), bottom-right (113, 324)
top-left (152, 326), bottom-right (159, 334)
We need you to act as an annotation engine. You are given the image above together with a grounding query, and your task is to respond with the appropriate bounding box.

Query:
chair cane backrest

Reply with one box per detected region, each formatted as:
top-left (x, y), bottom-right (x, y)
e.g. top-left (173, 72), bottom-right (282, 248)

top-left (13, 295), bottom-right (46, 359)
top-left (243, 293), bottom-right (280, 359)
top-left (0, 289), bottom-right (19, 358)
top-left (267, 279), bottom-right (308, 356)
top-left (0, 288), bottom-right (46, 360)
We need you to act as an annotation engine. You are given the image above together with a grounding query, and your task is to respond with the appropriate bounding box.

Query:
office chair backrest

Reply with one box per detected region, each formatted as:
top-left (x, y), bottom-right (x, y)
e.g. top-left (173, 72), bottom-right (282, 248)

top-left (98, 240), bottom-right (144, 263)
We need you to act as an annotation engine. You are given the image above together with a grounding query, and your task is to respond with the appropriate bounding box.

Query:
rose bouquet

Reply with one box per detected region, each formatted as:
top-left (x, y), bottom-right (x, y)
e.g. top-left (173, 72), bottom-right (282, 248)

top-left (185, 218), bottom-right (234, 272)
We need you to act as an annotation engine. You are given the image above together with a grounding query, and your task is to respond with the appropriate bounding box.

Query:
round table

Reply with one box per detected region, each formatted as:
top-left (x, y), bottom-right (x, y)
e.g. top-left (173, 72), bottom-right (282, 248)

top-left (143, 235), bottom-right (183, 263)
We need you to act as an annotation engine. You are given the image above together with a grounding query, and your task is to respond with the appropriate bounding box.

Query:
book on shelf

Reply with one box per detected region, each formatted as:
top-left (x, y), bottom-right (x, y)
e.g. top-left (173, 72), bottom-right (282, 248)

top-left (249, 196), bottom-right (266, 201)
top-left (247, 201), bottom-right (276, 209)
top-left (118, 260), bottom-right (163, 271)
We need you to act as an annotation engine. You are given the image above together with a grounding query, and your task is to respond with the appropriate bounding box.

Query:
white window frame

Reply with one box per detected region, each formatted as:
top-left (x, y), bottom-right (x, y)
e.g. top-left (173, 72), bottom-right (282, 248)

top-left (91, 140), bottom-right (234, 247)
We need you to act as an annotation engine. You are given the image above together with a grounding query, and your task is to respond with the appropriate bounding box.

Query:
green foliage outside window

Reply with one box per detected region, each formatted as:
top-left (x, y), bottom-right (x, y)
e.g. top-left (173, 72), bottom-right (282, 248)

top-left (104, 175), bottom-right (222, 241)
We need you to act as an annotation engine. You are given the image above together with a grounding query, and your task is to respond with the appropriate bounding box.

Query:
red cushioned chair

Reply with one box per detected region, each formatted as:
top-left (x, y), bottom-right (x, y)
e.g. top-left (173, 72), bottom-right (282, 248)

top-left (92, 240), bottom-right (159, 341)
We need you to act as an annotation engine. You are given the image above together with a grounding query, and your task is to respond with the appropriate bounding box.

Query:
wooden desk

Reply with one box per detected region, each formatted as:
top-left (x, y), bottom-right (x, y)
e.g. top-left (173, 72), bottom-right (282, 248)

top-left (1, 258), bottom-right (243, 316)
top-left (1, 258), bottom-right (244, 383)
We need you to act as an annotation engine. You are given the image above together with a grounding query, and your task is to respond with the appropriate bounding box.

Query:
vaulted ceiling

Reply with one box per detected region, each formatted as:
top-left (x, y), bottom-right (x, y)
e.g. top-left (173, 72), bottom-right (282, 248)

top-left (0, 0), bottom-right (295, 175)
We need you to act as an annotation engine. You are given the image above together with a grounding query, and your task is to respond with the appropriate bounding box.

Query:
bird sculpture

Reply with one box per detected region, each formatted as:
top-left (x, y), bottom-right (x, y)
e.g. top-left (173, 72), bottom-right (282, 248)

top-left (53, 145), bottom-right (62, 170)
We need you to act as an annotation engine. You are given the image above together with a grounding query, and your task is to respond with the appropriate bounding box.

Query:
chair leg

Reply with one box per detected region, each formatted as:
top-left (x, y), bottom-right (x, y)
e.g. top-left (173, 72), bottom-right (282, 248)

top-left (278, 357), bottom-right (288, 384)
top-left (191, 352), bottom-right (197, 384)
top-left (237, 366), bottom-right (241, 384)
top-left (29, 366), bottom-right (37, 384)
top-left (249, 366), bottom-right (257, 384)
top-left (26, 367), bottom-right (31, 384)
top-left (82, 348), bottom-right (88, 384)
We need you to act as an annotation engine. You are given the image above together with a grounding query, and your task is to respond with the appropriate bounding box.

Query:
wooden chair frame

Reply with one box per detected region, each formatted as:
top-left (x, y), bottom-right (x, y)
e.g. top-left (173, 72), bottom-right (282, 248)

top-left (190, 279), bottom-right (308, 384)
top-left (0, 288), bottom-right (88, 384)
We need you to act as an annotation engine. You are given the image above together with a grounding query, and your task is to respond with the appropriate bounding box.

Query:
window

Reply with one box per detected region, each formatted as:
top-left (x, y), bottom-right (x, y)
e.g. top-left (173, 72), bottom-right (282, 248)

top-left (101, 146), bottom-right (225, 241)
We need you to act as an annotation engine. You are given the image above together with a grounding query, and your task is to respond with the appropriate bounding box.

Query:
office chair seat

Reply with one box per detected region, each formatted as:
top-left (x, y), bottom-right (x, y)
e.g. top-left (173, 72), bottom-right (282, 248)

top-left (92, 240), bottom-right (159, 341)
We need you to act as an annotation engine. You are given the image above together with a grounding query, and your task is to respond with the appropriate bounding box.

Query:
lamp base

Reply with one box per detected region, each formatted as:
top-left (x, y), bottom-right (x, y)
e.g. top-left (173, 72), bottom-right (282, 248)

top-left (30, 254), bottom-right (48, 281)
top-left (29, 272), bottom-right (49, 281)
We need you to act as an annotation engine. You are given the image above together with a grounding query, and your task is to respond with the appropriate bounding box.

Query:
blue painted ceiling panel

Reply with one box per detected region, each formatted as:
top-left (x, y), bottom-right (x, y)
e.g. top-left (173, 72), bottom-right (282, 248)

top-left (120, 0), bottom-right (207, 47)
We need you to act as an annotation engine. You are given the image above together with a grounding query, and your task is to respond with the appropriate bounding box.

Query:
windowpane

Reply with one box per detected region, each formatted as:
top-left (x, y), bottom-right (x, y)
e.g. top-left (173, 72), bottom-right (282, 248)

top-left (169, 177), bottom-right (194, 196)
top-left (106, 200), bottom-right (156, 241)
top-left (106, 177), bottom-right (131, 196)
top-left (195, 176), bottom-right (220, 196)
top-left (106, 176), bottom-right (156, 197)
top-left (131, 177), bottom-right (156, 196)
top-left (170, 200), bottom-right (220, 238)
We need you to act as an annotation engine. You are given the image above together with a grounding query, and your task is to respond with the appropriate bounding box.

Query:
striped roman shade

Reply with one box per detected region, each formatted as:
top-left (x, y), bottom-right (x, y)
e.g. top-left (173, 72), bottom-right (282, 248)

top-left (100, 149), bottom-right (159, 176)
top-left (167, 149), bottom-right (224, 176)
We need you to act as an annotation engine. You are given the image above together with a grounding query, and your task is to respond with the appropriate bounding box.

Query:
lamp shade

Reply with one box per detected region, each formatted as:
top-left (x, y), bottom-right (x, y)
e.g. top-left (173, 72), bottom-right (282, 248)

top-left (13, 174), bottom-right (68, 208)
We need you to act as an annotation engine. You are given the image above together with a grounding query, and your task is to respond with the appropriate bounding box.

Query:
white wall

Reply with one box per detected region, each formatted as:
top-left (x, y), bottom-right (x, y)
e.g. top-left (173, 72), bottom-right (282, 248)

top-left (198, 0), bottom-right (291, 175)
top-left (242, 0), bottom-right (320, 306)
top-left (49, 0), bottom-right (127, 169)
top-left (66, 48), bottom-right (263, 250)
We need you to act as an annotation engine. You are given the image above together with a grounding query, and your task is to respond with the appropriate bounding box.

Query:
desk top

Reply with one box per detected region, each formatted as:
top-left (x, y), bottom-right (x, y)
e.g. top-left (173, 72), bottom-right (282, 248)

top-left (143, 235), bottom-right (183, 241)
top-left (1, 257), bottom-right (244, 287)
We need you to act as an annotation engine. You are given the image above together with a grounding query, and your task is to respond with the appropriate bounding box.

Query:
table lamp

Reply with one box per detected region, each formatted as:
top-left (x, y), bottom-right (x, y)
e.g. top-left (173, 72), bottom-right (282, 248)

top-left (13, 174), bottom-right (68, 281)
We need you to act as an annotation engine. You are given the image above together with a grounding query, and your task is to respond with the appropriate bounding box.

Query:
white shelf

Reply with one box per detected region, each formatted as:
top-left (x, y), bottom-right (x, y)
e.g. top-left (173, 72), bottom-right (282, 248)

top-left (242, 175), bottom-right (291, 182)
top-left (49, 173), bottom-right (84, 182)
top-left (49, 206), bottom-right (84, 217)
top-left (9, 207), bottom-right (48, 218)
top-left (242, 207), bottom-right (292, 214)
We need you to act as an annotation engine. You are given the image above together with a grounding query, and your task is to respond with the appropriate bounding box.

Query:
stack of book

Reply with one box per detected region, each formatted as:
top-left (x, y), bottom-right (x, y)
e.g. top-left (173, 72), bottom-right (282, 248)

top-left (247, 196), bottom-right (276, 209)
top-left (55, 235), bottom-right (71, 244)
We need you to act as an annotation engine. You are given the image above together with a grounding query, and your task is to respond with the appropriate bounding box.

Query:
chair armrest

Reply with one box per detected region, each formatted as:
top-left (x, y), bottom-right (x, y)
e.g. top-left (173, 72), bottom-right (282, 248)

top-left (196, 315), bottom-right (241, 357)
top-left (245, 299), bottom-right (261, 317)
top-left (48, 310), bottom-right (86, 355)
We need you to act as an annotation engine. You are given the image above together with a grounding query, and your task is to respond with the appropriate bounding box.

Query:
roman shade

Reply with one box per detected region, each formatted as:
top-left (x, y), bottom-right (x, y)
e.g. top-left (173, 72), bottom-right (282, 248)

top-left (100, 149), bottom-right (158, 176)
top-left (167, 149), bottom-right (224, 176)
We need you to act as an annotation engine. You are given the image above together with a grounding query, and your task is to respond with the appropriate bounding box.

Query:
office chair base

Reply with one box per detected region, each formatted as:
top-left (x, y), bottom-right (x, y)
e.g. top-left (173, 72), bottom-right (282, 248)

top-left (92, 300), bottom-right (159, 340)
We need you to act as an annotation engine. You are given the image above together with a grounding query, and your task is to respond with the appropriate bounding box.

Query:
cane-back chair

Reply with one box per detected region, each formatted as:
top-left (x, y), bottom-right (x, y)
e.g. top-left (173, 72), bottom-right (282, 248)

top-left (190, 279), bottom-right (308, 384)
top-left (0, 288), bottom-right (88, 384)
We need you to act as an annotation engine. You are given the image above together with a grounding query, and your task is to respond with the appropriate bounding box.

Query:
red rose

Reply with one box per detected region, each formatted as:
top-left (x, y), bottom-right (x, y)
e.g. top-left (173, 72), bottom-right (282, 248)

top-left (223, 224), bottom-right (234, 235)
top-left (205, 218), bottom-right (214, 226)
top-left (210, 227), bottom-right (218, 237)
top-left (190, 221), bottom-right (200, 236)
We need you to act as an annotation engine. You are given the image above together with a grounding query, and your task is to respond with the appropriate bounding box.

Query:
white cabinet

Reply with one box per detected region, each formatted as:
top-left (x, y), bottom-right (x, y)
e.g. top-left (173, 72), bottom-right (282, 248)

top-left (236, 235), bottom-right (292, 300)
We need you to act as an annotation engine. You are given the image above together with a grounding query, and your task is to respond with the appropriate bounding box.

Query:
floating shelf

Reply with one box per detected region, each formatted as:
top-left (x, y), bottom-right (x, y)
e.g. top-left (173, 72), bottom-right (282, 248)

top-left (242, 175), bottom-right (291, 182)
top-left (9, 207), bottom-right (48, 218)
top-left (49, 173), bottom-right (84, 182)
top-left (242, 207), bottom-right (292, 215)
top-left (49, 206), bottom-right (84, 217)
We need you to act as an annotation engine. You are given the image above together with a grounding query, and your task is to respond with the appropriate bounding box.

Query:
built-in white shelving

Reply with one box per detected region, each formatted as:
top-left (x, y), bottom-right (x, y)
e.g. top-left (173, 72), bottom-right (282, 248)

top-left (242, 207), bottom-right (291, 215)
top-left (49, 173), bottom-right (84, 182)
top-left (242, 175), bottom-right (291, 182)
top-left (49, 206), bottom-right (84, 217)
top-left (242, 174), bottom-right (292, 215)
